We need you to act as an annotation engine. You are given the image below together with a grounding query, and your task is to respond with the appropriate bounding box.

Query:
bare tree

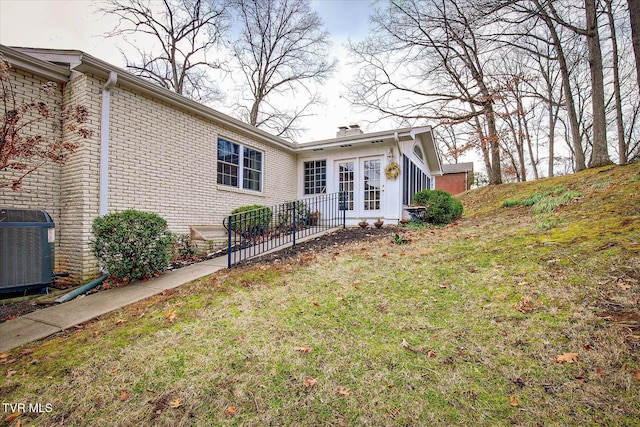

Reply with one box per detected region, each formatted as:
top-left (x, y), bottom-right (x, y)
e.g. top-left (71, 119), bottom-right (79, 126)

top-left (231, 0), bottom-right (335, 138)
top-left (349, 0), bottom-right (503, 184)
top-left (528, 46), bottom-right (562, 177)
top-left (434, 124), bottom-right (474, 164)
top-left (102, 0), bottom-right (230, 104)
top-left (512, 0), bottom-right (588, 171)
top-left (545, 0), bottom-right (611, 168)
top-left (1, 58), bottom-right (92, 190)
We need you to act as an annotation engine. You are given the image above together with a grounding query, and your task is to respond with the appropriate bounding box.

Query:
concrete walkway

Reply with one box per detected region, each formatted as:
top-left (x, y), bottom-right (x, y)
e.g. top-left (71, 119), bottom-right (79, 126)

top-left (0, 256), bottom-right (228, 353)
top-left (0, 228), bottom-right (340, 353)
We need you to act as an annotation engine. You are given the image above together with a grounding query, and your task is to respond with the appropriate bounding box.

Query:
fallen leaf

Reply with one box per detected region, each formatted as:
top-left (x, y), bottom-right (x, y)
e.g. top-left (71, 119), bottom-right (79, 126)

top-left (18, 349), bottom-right (33, 356)
top-left (0, 352), bottom-right (11, 359)
top-left (224, 405), bottom-right (236, 415)
top-left (119, 390), bottom-right (129, 401)
top-left (555, 353), bottom-right (579, 363)
top-left (164, 310), bottom-right (177, 322)
top-left (303, 377), bottom-right (318, 388)
top-left (295, 347), bottom-right (313, 354)
top-left (169, 398), bottom-right (182, 408)
top-left (632, 370), bottom-right (640, 382)
top-left (312, 301), bottom-right (319, 307)
top-left (4, 412), bottom-right (19, 423)
top-left (5, 370), bottom-right (17, 378)
top-left (439, 285), bottom-right (448, 289)
top-left (115, 319), bottom-right (126, 325)
top-left (336, 386), bottom-right (350, 396)
top-left (496, 294), bottom-right (505, 301)
top-left (426, 350), bottom-right (436, 358)
top-left (514, 296), bottom-right (537, 313)
top-left (509, 395), bottom-right (519, 407)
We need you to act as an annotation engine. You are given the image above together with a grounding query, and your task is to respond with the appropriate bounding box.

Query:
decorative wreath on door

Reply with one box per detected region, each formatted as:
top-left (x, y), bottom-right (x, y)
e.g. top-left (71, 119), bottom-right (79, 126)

top-left (384, 162), bottom-right (400, 179)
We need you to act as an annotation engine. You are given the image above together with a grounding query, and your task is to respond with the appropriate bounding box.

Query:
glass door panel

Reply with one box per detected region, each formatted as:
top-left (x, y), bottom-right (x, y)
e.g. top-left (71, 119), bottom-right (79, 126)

top-left (363, 159), bottom-right (381, 211)
top-left (338, 161), bottom-right (355, 211)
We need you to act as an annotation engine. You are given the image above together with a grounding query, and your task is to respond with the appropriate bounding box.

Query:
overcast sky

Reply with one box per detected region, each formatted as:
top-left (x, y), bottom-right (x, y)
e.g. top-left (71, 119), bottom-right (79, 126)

top-left (0, 0), bottom-right (381, 142)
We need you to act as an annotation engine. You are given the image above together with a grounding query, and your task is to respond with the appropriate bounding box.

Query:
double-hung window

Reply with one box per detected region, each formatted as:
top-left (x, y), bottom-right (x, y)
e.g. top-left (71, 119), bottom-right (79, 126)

top-left (217, 138), bottom-right (262, 191)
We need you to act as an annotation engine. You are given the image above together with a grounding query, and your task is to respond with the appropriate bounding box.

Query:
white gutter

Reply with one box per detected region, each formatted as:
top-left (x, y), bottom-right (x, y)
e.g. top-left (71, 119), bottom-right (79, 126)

top-left (99, 71), bottom-right (117, 216)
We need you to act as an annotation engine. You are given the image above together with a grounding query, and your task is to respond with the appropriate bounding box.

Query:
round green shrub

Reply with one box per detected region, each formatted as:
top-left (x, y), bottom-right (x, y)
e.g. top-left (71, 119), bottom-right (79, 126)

top-left (230, 205), bottom-right (273, 234)
top-left (412, 189), bottom-right (463, 225)
top-left (91, 210), bottom-right (173, 283)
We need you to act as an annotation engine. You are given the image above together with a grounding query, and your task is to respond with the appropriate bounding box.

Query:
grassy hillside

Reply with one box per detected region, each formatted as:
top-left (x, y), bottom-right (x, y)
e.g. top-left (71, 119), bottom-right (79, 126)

top-left (1, 164), bottom-right (638, 426)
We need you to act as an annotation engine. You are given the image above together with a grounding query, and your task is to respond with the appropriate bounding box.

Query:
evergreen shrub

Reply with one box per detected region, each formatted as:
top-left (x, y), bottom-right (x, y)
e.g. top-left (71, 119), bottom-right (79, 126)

top-left (412, 189), bottom-right (463, 225)
top-left (91, 210), bottom-right (173, 283)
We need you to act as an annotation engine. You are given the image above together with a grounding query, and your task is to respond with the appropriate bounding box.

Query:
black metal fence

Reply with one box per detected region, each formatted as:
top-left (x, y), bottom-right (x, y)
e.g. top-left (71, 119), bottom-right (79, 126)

top-left (224, 192), bottom-right (346, 267)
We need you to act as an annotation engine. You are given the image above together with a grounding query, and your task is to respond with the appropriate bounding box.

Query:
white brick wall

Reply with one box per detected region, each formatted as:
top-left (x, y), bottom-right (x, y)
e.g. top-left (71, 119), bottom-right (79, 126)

top-left (2, 63), bottom-right (298, 283)
top-left (58, 73), bottom-right (102, 282)
top-left (106, 83), bottom-right (298, 232)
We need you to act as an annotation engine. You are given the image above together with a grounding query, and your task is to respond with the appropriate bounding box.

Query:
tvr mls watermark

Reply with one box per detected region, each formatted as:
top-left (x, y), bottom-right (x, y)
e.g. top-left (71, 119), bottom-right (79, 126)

top-left (2, 402), bottom-right (53, 413)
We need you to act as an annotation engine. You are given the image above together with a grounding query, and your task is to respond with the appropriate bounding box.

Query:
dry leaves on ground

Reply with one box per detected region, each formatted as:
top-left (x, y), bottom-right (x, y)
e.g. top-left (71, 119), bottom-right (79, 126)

top-left (555, 353), bottom-right (579, 363)
top-left (336, 386), bottom-right (350, 396)
top-left (164, 310), bottom-right (177, 322)
top-left (303, 378), bottom-right (318, 388)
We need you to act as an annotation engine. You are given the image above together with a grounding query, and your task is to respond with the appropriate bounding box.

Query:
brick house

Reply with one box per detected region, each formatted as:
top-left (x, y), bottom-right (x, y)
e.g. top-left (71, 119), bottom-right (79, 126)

top-left (0, 45), bottom-right (442, 283)
top-left (435, 162), bottom-right (474, 195)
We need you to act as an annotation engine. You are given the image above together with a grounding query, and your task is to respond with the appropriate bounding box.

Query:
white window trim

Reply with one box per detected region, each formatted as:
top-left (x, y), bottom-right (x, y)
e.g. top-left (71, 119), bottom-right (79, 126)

top-left (303, 160), bottom-right (327, 195)
top-left (217, 137), bottom-right (264, 193)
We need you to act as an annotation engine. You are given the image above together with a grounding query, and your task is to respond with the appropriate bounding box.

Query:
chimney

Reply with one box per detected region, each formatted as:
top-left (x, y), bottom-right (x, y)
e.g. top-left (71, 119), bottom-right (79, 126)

top-left (336, 124), bottom-right (364, 137)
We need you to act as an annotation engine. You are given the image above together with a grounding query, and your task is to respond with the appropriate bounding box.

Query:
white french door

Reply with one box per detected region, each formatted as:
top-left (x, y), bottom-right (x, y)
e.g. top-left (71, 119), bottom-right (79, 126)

top-left (336, 157), bottom-right (384, 218)
top-left (361, 158), bottom-right (383, 217)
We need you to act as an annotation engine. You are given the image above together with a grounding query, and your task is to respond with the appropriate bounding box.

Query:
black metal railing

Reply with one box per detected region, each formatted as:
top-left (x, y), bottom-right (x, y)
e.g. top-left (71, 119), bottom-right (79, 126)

top-left (224, 192), bottom-right (346, 267)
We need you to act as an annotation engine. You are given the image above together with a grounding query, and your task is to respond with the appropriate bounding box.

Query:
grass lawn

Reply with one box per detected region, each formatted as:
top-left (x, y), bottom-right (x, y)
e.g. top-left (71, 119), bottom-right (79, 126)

top-left (1, 163), bottom-right (639, 426)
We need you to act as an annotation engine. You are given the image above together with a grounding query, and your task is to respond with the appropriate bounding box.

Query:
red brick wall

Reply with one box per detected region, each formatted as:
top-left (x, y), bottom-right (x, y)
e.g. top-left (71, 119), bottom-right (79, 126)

top-left (435, 172), bottom-right (468, 195)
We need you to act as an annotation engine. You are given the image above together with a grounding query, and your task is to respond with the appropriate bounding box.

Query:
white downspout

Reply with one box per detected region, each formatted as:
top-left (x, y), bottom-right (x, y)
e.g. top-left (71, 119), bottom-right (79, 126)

top-left (99, 71), bottom-right (117, 216)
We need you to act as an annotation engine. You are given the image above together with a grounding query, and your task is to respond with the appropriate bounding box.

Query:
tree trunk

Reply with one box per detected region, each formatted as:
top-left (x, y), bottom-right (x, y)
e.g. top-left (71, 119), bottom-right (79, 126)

top-left (548, 96), bottom-right (560, 177)
top-left (516, 92), bottom-right (537, 180)
top-left (524, 119), bottom-right (539, 180)
top-left (629, 0), bottom-right (640, 94)
top-left (585, 0), bottom-right (611, 168)
top-left (485, 103), bottom-right (503, 185)
top-left (606, 0), bottom-right (627, 164)
top-left (474, 114), bottom-right (493, 182)
top-left (249, 100), bottom-right (260, 127)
